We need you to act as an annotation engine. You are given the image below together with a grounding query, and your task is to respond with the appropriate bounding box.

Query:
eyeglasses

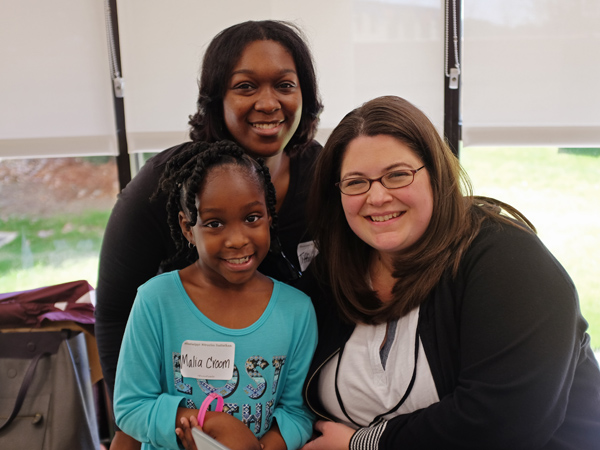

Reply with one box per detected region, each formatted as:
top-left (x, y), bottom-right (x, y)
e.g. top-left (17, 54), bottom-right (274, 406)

top-left (336, 165), bottom-right (426, 196)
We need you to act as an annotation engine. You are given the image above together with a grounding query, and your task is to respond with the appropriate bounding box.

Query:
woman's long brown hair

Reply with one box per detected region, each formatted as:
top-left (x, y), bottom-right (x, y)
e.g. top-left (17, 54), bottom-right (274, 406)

top-left (308, 96), bottom-right (535, 324)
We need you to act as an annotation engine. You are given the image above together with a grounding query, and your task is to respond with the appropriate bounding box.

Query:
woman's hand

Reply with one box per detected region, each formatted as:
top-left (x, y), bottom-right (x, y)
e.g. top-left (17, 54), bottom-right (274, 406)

top-left (301, 420), bottom-right (355, 450)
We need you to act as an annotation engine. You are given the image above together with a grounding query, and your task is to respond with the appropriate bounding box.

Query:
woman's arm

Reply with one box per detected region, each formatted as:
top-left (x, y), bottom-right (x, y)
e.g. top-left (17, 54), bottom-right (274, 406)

top-left (108, 431), bottom-right (142, 450)
top-left (96, 152), bottom-right (175, 399)
top-left (300, 420), bottom-right (355, 450)
top-left (270, 295), bottom-right (319, 450)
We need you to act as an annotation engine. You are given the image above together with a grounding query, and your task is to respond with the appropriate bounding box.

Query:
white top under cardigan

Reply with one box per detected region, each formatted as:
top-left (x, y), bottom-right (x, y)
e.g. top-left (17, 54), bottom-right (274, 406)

top-left (318, 307), bottom-right (439, 428)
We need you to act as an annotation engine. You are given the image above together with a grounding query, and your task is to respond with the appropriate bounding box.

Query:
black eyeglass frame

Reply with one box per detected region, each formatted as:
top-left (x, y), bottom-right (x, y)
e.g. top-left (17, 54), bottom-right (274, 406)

top-left (335, 165), bottom-right (426, 196)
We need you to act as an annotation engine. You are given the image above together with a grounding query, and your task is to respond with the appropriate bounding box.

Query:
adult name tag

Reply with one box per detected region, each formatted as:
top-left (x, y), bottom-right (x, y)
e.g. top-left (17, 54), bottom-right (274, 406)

top-left (297, 240), bottom-right (319, 272)
top-left (180, 340), bottom-right (235, 380)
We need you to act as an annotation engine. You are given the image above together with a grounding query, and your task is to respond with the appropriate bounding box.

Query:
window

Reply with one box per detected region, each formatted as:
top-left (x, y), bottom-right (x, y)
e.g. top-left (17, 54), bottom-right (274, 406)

top-left (0, 157), bottom-right (118, 293)
top-left (461, 146), bottom-right (600, 348)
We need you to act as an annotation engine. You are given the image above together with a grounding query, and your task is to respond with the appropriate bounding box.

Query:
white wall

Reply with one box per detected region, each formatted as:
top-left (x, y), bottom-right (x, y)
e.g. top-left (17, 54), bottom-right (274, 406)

top-left (116, 0), bottom-right (444, 153)
top-left (0, 0), bottom-right (117, 159)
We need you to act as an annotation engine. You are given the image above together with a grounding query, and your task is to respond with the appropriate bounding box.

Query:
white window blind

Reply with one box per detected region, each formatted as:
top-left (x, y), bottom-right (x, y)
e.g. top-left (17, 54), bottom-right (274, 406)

top-left (116, 0), bottom-right (444, 153)
top-left (462, 0), bottom-right (600, 147)
top-left (1, 1), bottom-right (445, 158)
top-left (0, 0), bottom-right (118, 159)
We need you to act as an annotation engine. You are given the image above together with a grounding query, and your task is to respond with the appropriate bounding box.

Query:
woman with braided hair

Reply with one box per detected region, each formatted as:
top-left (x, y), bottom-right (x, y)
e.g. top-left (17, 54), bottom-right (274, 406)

top-left (113, 141), bottom-right (317, 450)
top-left (95, 19), bottom-right (323, 449)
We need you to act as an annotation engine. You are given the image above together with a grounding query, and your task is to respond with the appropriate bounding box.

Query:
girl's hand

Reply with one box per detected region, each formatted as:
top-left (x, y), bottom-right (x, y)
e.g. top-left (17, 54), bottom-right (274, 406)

top-left (203, 412), bottom-right (262, 450)
top-left (301, 420), bottom-right (355, 450)
top-left (175, 415), bottom-right (198, 450)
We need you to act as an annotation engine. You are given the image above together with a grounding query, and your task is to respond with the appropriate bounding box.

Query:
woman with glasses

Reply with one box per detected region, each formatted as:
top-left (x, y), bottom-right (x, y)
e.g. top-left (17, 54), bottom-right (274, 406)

top-left (95, 20), bottom-right (323, 450)
top-left (300, 95), bottom-right (600, 449)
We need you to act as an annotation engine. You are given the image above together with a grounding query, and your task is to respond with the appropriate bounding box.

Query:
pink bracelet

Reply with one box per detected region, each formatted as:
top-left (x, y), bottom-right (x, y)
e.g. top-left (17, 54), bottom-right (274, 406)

top-left (197, 393), bottom-right (224, 428)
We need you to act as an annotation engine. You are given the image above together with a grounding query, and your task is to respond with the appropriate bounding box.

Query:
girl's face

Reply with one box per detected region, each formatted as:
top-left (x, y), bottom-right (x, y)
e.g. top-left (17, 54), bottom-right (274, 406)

top-left (180, 164), bottom-right (271, 287)
top-left (223, 40), bottom-right (303, 159)
top-left (339, 134), bottom-right (433, 257)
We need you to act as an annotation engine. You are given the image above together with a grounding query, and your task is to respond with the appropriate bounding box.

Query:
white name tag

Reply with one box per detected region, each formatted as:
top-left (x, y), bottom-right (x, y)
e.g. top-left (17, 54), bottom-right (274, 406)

top-left (297, 240), bottom-right (319, 272)
top-left (180, 340), bottom-right (235, 380)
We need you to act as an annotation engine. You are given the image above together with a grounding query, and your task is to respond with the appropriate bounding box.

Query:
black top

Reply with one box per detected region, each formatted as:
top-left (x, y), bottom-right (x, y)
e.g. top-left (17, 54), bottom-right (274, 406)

top-left (95, 141), bottom-right (321, 398)
top-left (301, 219), bottom-right (600, 449)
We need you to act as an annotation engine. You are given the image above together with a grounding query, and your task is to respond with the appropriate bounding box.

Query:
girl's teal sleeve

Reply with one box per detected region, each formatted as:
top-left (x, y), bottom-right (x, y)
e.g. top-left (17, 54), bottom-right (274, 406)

top-left (114, 291), bottom-right (183, 449)
top-left (272, 300), bottom-right (318, 449)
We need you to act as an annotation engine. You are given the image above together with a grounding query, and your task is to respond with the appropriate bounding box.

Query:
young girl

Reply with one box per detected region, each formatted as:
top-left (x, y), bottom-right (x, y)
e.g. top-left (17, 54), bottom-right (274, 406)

top-left (113, 141), bottom-right (317, 450)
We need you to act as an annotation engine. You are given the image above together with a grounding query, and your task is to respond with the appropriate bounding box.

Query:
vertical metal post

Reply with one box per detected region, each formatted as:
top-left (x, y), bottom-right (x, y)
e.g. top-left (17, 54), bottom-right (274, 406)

top-left (444, 0), bottom-right (462, 157)
top-left (107, 0), bottom-right (131, 190)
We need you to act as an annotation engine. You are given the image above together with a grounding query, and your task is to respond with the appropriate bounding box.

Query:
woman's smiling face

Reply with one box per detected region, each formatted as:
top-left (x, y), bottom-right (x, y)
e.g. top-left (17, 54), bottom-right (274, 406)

top-left (339, 134), bottom-right (433, 256)
top-left (223, 39), bottom-right (303, 159)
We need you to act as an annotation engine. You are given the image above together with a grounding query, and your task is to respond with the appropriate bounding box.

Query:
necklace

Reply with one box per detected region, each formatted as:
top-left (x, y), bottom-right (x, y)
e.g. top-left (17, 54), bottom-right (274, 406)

top-left (333, 324), bottom-right (420, 427)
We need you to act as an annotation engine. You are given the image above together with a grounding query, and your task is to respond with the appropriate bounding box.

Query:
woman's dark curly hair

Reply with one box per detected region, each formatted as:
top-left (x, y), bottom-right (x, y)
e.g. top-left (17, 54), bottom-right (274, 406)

top-left (188, 20), bottom-right (323, 156)
top-left (157, 140), bottom-right (278, 265)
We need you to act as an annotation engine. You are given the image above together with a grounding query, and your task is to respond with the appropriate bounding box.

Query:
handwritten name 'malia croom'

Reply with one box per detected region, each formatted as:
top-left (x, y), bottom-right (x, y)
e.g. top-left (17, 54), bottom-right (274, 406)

top-left (180, 354), bottom-right (231, 369)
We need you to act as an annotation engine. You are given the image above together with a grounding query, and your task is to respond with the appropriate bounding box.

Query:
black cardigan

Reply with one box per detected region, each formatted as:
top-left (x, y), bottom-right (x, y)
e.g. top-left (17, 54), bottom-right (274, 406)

top-left (300, 220), bottom-right (600, 449)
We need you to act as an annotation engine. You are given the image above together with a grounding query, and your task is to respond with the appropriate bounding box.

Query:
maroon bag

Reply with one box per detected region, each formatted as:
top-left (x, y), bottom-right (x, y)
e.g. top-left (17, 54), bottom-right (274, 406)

top-left (0, 281), bottom-right (100, 449)
top-left (0, 280), bottom-right (95, 328)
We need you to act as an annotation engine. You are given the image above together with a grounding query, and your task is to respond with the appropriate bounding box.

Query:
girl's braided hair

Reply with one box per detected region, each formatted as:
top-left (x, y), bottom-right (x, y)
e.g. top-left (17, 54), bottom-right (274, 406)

top-left (157, 140), bottom-right (278, 266)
